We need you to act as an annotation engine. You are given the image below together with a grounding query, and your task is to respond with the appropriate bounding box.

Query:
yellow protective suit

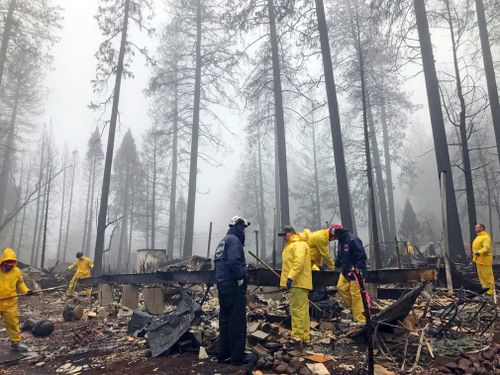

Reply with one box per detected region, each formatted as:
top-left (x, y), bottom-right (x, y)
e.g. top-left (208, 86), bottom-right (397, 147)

top-left (280, 234), bottom-right (312, 342)
top-left (472, 231), bottom-right (494, 296)
top-left (67, 255), bottom-right (94, 296)
top-left (301, 229), bottom-right (335, 270)
top-left (0, 248), bottom-right (30, 343)
top-left (337, 273), bottom-right (366, 323)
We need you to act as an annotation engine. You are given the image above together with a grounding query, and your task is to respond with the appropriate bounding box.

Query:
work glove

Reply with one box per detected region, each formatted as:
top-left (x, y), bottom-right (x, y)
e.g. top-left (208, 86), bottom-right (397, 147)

top-left (26, 290), bottom-right (34, 296)
top-left (286, 278), bottom-right (293, 290)
top-left (475, 252), bottom-right (481, 257)
top-left (236, 279), bottom-right (244, 287)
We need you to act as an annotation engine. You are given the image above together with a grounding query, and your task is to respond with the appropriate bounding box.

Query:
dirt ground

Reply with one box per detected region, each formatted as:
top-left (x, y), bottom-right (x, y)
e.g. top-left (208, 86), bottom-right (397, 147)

top-left (0, 289), bottom-right (498, 375)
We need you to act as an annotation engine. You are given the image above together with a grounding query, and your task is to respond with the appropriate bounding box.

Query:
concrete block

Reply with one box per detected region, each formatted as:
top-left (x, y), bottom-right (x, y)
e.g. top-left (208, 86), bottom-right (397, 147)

top-left (98, 284), bottom-right (114, 306)
top-left (121, 285), bottom-right (139, 310)
top-left (144, 286), bottom-right (164, 315)
top-left (365, 283), bottom-right (378, 302)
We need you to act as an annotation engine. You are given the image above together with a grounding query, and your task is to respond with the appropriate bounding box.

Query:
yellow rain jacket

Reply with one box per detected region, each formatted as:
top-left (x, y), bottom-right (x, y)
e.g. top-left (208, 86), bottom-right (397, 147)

top-left (0, 248), bottom-right (29, 343)
top-left (301, 229), bottom-right (335, 270)
top-left (68, 255), bottom-right (94, 277)
top-left (280, 234), bottom-right (312, 290)
top-left (472, 231), bottom-right (492, 266)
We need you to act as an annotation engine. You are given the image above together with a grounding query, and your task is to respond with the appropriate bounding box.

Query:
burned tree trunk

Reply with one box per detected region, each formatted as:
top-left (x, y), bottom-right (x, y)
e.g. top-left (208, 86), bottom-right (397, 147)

top-left (267, 0), bottom-right (290, 227)
top-left (17, 163), bottom-right (31, 256)
top-left (30, 138), bottom-right (45, 266)
top-left (357, 26), bottom-right (382, 270)
top-left (310, 107), bottom-right (322, 229)
top-left (63, 151), bottom-right (77, 262)
top-left (85, 157), bottom-right (97, 255)
top-left (379, 99), bottom-right (396, 240)
top-left (82, 163), bottom-right (92, 253)
top-left (256, 121), bottom-right (267, 258)
top-left (446, 0), bottom-right (477, 246)
top-left (314, 0), bottom-right (355, 231)
top-left (475, 0), bottom-right (500, 166)
top-left (56, 153), bottom-right (67, 261)
top-left (151, 131), bottom-right (157, 250)
top-left (413, 0), bottom-right (465, 261)
top-left (183, 0), bottom-right (202, 257)
top-left (167, 75), bottom-right (179, 257)
top-left (0, 0), bottom-right (16, 87)
top-left (94, 0), bottom-right (130, 275)
top-left (0, 74), bottom-right (21, 223)
top-left (367, 102), bottom-right (390, 245)
top-left (40, 159), bottom-right (52, 270)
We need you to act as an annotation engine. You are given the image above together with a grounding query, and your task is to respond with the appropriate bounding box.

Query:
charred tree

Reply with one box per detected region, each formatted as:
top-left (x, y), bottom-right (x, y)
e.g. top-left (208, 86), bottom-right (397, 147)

top-left (63, 151), bottom-right (77, 262)
top-left (475, 0), bottom-right (500, 165)
top-left (413, 0), bottom-right (465, 261)
top-left (56, 151), bottom-right (68, 261)
top-left (94, 0), bottom-right (131, 275)
top-left (314, 0), bottom-right (355, 231)
top-left (183, 0), bottom-right (202, 257)
top-left (267, 0), bottom-right (291, 228)
top-left (444, 0), bottom-right (477, 246)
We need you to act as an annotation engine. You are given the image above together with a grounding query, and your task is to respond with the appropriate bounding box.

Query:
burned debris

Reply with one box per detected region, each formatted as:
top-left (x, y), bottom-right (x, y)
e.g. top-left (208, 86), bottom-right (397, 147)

top-left (1, 256), bottom-right (498, 375)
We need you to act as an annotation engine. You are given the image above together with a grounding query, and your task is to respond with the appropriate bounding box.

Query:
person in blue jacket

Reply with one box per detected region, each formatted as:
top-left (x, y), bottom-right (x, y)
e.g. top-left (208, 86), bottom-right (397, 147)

top-left (214, 216), bottom-right (253, 366)
top-left (331, 224), bottom-right (368, 323)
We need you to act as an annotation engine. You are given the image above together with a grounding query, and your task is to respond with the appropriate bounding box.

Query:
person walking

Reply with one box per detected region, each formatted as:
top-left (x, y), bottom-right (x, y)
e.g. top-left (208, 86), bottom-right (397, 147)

top-left (67, 252), bottom-right (93, 297)
top-left (331, 224), bottom-right (368, 324)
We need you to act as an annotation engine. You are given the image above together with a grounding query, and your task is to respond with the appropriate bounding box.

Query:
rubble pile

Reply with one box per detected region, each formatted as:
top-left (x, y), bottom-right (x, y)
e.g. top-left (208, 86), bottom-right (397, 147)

top-left (1, 276), bottom-right (499, 374)
top-left (433, 344), bottom-right (500, 375)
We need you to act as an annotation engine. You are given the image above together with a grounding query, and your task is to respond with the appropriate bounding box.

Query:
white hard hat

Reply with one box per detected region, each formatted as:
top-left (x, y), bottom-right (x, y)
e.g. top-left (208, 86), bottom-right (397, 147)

top-left (229, 215), bottom-right (251, 227)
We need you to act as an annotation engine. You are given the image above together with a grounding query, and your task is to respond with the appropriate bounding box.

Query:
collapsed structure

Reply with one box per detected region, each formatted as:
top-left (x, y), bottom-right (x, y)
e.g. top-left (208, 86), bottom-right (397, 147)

top-left (0, 256), bottom-right (498, 374)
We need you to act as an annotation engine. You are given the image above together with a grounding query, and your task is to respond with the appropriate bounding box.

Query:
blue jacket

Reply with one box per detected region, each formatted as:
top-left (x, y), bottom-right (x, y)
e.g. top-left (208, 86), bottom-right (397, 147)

top-left (214, 228), bottom-right (247, 290)
top-left (335, 229), bottom-right (367, 279)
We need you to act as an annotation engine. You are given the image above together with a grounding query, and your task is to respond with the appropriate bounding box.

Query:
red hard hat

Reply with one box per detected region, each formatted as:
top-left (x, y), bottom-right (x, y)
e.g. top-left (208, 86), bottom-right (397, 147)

top-left (329, 223), bottom-right (343, 239)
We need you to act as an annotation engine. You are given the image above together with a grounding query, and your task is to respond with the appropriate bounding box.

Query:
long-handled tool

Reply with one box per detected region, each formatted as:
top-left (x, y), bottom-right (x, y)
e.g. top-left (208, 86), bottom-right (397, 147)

top-left (0, 285), bottom-right (67, 302)
top-left (248, 250), bottom-right (322, 312)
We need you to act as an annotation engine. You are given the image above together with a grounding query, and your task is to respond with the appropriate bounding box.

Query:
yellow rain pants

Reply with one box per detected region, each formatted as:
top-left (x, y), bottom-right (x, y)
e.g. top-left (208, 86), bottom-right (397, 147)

top-left (0, 248), bottom-right (29, 343)
top-left (289, 287), bottom-right (310, 342)
top-left (67, 275), bottom-right (92, 296)
top-left (337, 273), bottom-right (366, 323)
top-left (67, 255), bottom-right (93, 296)
top-left (476, 264), bottom-right (495, 296)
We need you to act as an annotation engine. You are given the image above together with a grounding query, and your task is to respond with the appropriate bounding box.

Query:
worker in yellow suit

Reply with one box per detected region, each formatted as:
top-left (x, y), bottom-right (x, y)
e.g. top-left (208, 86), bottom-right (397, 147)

top-left (67, 252), bottom-right (94, 297)
top-left (331, 224), bottom-right (368, 324)
top-left (301, 228), bottom-right (335, 271)
top-left (472, 224), bottom-right (495, 296)
top-left (279, 225), bottom-right (312, 343)
top-left (0, 248), bottom-right (33, 351)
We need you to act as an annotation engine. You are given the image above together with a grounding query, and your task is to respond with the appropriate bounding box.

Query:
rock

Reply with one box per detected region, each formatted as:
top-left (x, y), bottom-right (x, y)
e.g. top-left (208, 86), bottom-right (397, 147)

top-left (256, 357), bottom-right (266, 369)
top-left (285, 366), bottom-right (296, 374)
top-left (445, 362), bottom-right (458, 370)
top-left (34, 362), bottom-right (45, 368)
top-left (289, 358), bottom-right (301, 371)
top-left (73, 305), bottom-right (84, 320)
top-left (299, 367), bottom-right (313, 375)
top-left (437, 366), bottom-right (451, 374)
top-left (198, 346), bottom-right (208, 359)
top-left (481, 350), bottom-right (494, 361)
top-left (275, 363), bottom-right (288, 374)
top-left (457, 358), bottom-right (471, 370)
top-left (251, 330), bottom-right (269, 341)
